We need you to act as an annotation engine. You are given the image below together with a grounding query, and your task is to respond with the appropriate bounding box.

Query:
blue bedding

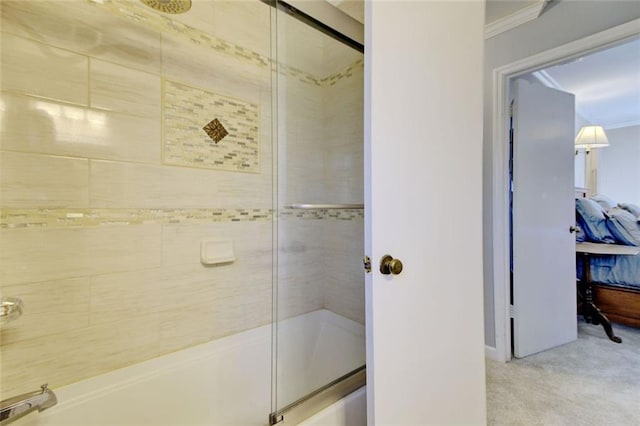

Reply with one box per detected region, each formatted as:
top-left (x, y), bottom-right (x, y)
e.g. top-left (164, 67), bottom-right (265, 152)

top-left (579, 254), bottom-right (640, 290)
top-left (574, 197), bottom-right (640, 289)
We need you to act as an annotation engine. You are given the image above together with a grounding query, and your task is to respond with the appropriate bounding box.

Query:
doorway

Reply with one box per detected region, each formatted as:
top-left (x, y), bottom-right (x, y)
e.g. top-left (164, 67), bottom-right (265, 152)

top-left (492, 19), bottom-right (640, 362)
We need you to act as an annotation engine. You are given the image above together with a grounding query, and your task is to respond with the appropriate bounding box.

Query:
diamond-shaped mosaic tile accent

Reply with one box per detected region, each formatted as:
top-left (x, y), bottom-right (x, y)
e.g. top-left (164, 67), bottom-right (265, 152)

top-left (164, 80), bottom-right (259, 172)
top-left (203, 118), bottom-right (228, 144)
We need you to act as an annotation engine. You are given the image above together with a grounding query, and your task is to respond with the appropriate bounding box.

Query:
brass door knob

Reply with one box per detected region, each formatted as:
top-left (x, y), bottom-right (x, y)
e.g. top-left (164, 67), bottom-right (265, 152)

top-left (380, 255), bottom-right (403, 275)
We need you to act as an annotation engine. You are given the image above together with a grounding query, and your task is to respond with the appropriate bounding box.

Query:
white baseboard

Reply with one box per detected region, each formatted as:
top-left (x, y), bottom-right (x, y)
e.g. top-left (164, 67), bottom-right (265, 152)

top-left (485, 345), bottom-right (500, 361)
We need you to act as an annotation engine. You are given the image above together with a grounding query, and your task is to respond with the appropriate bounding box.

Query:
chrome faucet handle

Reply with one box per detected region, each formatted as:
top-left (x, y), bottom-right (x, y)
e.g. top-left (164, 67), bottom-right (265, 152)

top-left (0, 297), bottom-right (23, 323)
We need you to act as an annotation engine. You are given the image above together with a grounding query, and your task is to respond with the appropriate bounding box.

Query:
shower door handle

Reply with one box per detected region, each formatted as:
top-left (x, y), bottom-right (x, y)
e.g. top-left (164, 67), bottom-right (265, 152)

top-left (380, 255), bottom-right (403, 275)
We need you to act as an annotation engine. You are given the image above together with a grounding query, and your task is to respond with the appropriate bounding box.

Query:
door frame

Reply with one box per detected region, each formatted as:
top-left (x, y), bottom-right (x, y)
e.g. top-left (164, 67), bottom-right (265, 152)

top-left (491, 18), bottom-right (640, 362)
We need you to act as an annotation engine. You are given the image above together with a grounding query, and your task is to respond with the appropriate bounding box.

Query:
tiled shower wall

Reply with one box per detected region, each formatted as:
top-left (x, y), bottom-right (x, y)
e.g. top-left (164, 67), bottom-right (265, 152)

top-left (276, 16), bottom-right (364, 324)
top-left (322, 58), bottom-right (365, 324)
top-left (0, 0), bottom-right (274, 398)
top-left (0, 0), bottom-right (363, 398)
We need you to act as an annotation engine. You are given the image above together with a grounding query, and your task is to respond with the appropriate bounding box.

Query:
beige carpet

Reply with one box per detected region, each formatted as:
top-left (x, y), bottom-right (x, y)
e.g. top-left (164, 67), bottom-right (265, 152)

top-left (487, 320), bottom-right (640, 425)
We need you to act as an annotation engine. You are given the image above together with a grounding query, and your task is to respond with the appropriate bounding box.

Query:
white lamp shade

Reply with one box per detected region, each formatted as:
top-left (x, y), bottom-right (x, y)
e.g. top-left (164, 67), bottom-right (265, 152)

top-left (574, 125), bottom-right (610, 150)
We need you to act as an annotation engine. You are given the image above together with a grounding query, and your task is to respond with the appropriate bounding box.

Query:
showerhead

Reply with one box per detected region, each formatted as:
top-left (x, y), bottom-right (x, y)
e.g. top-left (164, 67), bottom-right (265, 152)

top-left (139, 0), bottom-right (192, 14)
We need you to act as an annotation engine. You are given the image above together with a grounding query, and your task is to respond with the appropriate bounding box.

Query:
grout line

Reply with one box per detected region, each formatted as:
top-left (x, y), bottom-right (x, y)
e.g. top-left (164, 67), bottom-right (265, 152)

top-left (0, 148), bottom-right (159, 167)
top-left (0, 89), bottom-right (160, 120)
top-left (87, 56), bottom-right (92, 108)
top-left (87, 157), bottom-right (92, 208)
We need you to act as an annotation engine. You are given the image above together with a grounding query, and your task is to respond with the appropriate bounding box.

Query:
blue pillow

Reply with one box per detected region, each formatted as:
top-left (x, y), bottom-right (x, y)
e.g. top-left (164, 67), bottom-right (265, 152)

top-left (590, 194), bottom-right (616, 210)
top-left (618, 203), bottom-right (640, 218)
top-left (607, 207), bottom-right (640, 246)
top-left (575, 217), bottom-right (587, 242)
top-left (575, 198), bottom-right (616, 243)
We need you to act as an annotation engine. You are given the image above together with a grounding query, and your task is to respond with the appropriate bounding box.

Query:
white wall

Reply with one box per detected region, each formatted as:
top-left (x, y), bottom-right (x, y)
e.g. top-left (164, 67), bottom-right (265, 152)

top-left (574, 114), bottom-right (591, 189)
top-left (597, 125), bottom-right (640, 205)
top-left (483, 1), bottom-right (640, 347)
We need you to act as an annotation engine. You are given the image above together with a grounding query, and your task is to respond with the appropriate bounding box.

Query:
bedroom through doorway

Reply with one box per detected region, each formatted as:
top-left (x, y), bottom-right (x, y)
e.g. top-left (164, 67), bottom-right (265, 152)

top-left (492, 21), bottom-right (640, 361)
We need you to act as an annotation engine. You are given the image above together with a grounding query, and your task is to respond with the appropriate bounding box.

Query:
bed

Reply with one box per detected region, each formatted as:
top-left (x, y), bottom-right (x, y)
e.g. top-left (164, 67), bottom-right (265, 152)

top-left (575, 196), bottom-right (640, 342)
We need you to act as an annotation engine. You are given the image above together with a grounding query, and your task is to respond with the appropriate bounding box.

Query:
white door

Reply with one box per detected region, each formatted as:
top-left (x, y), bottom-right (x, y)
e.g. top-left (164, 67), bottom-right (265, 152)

top-left (365, 1), bottom-right (486, 424)
top-left (512, 79), bottom-right (577, 358)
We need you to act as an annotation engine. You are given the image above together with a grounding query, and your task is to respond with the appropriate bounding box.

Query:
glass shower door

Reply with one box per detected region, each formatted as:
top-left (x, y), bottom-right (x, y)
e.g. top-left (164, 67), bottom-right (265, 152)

top-left (270, 1), bottom-right (365, 422)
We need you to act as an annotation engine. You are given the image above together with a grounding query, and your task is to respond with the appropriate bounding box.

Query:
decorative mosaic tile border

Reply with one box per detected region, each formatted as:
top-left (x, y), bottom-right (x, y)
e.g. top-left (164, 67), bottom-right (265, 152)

top-left (281, 208), bottom-right (364, 221)
top-left (0, 207), bottom-right (363, 229)
top-left (99, 0), bottom-right (360, 87)
top-left (0, 208), bottom-right (272, 229)
top-left (321, 59), bottom-right (364, 86)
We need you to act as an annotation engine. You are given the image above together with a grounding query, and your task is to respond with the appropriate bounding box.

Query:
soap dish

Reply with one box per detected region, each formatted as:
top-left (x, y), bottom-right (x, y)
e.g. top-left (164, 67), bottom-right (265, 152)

top-left (201, 238), bottom-right (235, 265)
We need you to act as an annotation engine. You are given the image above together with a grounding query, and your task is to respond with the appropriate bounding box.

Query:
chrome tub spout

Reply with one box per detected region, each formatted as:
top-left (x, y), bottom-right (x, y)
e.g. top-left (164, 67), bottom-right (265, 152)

top-left (0, 384), bottom-right (57, 424)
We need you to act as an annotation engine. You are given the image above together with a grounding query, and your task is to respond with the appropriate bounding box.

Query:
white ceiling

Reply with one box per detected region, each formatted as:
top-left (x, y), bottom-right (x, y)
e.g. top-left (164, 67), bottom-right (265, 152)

top-left (536, 38), bottom-right (640, 129)
top-left (485, 0), bottom-right (541, 24)
top-left (327, 0), bottom-right (364, 24)
top-left (329, 0), bottom-right (546, 26)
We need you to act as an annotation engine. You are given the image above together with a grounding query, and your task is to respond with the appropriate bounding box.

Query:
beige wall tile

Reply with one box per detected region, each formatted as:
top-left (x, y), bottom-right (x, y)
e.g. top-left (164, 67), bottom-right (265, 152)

top-left (0, 278), bottom-right (90, 345)
top-left (209, 1), bottom-right (271, 57)
top-left (161, 31), bottom-right (268, 102)
top-left (321, 219), bottom-right (364, 324)
top-left (89, 262), bottom-right (270, 326)
top-left (0, 313), bottom-right (160, 399)
top-left (317, 66), bottom-right (365, 324)
top-left (162, 221), bottom-right (272, 268)
top-left (276, 11), bottom-right (325, 76)
top-left (242, 287), bottom-right (273, 333)
top-left (0, 93), bottom-right (161, 164)
top-left (154, 221), bottom-right (273, 353)
top-left (280, 78), bottom-right (325, 204)
top-left (0, 151), bottom-right (89, 208)
top-left (160, 223), bottom-right (272, 298)
top-left (324, 148), bottom-right (364, 203)
top-left (324, 287), bottom-right (364, 324)
top-left (1, 33), bottom-right (88, 105)
top-left (89, 267), bottom-right (165, 326)
top-left (90, 221), bottom-right (272, 327)
top-left (90, 59), bottom-right (161, 117)
top-left (276, 218), bottom-right (325, 320)
top-left (322, 38), bottom-right (363, 78)
top-left (166, 0), bottom-right (215, 37)
top-left (323, 69), bottom-right (364, 203)
top-left (157, 297), bottom-right (240, 354)
top-left (1, 0), bottom-right (162, 74)
top-left (0, 225), bottom-right (161, 286)
top-left (89, 160), bottom-right (272, 209)
top-left (276, 281), bottom-right (324, 321)
top-left (158, 287), bottom-right (271, 355)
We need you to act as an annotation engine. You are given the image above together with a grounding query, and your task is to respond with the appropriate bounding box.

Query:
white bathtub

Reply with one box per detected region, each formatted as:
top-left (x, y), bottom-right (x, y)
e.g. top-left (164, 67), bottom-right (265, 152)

top-left (12, 310), bottom-right (365, 426)
top-left (299, 387), bottom-right (367, 426)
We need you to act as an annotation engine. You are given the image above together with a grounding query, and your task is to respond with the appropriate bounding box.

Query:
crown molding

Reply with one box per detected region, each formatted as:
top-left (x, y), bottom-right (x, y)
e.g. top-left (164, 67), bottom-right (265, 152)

top-left (531, 69), bottom-right (562, 90)
top-left (604, 119), bottom-right (640, 130)
top-left (485, 0), bottom-right (550, 40)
